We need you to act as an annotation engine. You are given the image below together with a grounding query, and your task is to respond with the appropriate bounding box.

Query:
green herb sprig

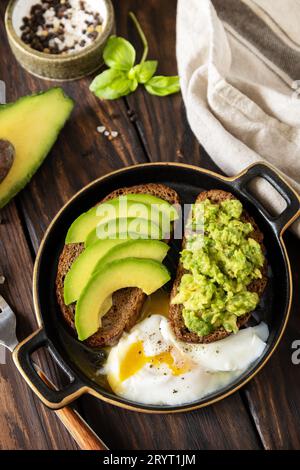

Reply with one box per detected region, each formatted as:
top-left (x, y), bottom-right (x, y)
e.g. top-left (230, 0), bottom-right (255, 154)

top-left (90, 12), bottom-right (180, 100)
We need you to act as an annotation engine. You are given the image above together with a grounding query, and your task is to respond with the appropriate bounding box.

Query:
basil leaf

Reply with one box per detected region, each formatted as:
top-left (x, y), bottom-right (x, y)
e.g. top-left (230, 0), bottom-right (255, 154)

top-left (129, 78), bottom-right (139, 92)
top-left (90, 69), bottom-right (136, 100)
top-left (90, 15), bottom-right (180, 101)
top-left (132, 60), bottom-right (158, 84)
top-left (145, 75), bottom-right (180, 96)
top-left (90, 68), bottom-right (121, 92)
top-left (103, 36), bottom-right (136, 71)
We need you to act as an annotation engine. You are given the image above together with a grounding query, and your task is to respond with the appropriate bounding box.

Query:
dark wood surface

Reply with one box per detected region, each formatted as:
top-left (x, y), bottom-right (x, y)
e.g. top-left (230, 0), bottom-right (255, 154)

top-left (0, 0), bottom-right (299, 450)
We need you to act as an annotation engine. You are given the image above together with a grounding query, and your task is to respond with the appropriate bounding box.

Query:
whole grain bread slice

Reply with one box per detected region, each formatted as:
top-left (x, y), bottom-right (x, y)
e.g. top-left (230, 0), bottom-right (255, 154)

top-left (169, 190), bottom-right (267, 344)
top-left (56, 183), bottom-right (180, 348)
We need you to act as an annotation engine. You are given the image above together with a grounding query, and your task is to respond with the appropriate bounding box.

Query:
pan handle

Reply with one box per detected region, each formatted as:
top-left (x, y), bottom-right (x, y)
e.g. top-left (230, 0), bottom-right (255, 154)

top-left (13, 328), bottom-right (87, 409)
top-left (232, 163), bottom-right (300, 236)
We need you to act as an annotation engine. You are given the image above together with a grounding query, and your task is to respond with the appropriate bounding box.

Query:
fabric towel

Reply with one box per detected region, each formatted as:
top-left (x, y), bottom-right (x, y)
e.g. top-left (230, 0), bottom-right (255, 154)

top-left (177, 0), bottom-right (300, 236)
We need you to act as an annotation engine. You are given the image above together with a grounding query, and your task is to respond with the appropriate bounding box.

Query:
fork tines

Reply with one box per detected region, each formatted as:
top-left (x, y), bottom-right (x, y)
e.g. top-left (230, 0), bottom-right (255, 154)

top-left (0, 295), bottom-right (9, 311)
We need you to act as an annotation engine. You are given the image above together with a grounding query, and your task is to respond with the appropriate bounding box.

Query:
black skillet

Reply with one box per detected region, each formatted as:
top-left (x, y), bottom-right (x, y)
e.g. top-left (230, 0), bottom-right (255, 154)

top-left (13, 162), bottom-right (300, 412)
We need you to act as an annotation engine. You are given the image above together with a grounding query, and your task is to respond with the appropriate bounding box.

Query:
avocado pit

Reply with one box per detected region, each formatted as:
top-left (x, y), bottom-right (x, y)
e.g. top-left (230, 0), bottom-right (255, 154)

top-left (0, 139), bottom-right (15, 184)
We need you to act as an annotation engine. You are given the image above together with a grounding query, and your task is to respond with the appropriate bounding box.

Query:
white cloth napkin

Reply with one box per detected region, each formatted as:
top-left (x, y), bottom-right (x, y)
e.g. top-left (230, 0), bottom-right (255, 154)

top-left (177, 0), bottom-right (300, 236)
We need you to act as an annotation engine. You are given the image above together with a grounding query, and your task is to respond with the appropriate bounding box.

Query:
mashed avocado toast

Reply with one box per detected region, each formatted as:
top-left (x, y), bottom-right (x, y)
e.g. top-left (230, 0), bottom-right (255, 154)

top-left (170, 190), bottom-right (267, 343)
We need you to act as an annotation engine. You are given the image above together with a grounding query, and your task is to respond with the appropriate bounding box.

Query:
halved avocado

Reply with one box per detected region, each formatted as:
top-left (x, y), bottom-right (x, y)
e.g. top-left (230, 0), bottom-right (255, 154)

top-left (64, 238), bottom-right (128, 305)
top-left (66, 194), bottom-right (176, 244)
top-left (0, 88), bottom-right (74, 208)
top-left (75, 258), bottom-right (171, 341)
top-left (85, 217), bottom-right (163, 247)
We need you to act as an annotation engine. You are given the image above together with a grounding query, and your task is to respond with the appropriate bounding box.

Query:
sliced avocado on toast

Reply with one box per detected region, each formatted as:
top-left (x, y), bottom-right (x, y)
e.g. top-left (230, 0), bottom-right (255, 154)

top-left (75, 258), bottom-right (171, 341)
top-left (85, 216), bottom-right (164, 247)
top-left (66, 193), bottom-right (177, 244)
top-left (64, 239), bottom-right (169, 305)
top-left (93, 239), bottom-right (169, 272)
top-left (0, 88), bottom-right (74, 208)
top-left (56, 183), bottom-right (180, 348)
top-left (64, 239), bottom-right (128, 305)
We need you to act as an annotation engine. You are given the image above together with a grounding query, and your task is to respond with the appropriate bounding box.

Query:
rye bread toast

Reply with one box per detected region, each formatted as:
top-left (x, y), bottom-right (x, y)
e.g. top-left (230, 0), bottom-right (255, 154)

top-left (56, 183), bottom-right (180, 348)
top-left (169, 190), bottom-right (267, 344)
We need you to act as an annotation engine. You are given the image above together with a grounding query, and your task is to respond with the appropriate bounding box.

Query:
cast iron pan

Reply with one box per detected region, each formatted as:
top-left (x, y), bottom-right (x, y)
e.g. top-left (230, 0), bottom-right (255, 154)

top-left (13, 163), bottom-right (300, 412)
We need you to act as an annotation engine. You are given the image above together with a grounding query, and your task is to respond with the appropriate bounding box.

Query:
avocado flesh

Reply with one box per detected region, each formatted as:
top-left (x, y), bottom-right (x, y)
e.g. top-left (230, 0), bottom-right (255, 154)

top-left (64, 238), bottom-right (169, 305)
top-left (66, 194), bottom-right (175, 244)
top-left (93, 239), bottom-right (169, 273)
top-left (117, 194), bottom-right (179, 221)
top-left (75, 258), bottom-right (171, 341)
top-left (98, 295), bottom-right (113, 318)
top-left (85, 217), bottom-right (163, 247)
top-left (64, 238), bottom-right (128, 305)
top-left (85, 230), bottom-right (128, 247)
top-left (0, 88), bottom-right (74, 208)
top-left (92, 239), bottom-right (169, 317)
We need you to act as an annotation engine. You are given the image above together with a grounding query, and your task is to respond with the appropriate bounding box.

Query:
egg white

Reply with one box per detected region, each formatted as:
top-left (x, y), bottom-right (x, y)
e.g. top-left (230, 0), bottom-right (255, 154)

top-left (161, 320), bottom-right (269, 372)
top-left (103, 315), bottom-right (269, 406)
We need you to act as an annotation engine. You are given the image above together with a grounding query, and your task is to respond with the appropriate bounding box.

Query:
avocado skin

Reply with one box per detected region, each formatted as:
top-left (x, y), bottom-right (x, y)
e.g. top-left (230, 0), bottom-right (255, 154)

top-left (0, 88), bottom-right (74, 209)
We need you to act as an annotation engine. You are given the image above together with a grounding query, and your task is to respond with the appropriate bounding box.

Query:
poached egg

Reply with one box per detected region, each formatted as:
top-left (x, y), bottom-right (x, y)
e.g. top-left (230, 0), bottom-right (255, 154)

top-left (103, 314), bottom-right (269, 406)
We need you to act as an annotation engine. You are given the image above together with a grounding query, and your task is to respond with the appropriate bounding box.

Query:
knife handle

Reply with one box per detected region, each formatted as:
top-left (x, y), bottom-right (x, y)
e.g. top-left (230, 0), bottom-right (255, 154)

top-left (54, 407), bottom-right (108, 451)
top-left (37, 368), bottom-right (108, 451)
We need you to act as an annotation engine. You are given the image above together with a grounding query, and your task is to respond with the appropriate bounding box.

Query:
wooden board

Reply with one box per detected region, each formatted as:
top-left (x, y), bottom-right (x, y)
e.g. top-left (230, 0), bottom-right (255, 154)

top-left (0, 0), bottom-right (299, 450)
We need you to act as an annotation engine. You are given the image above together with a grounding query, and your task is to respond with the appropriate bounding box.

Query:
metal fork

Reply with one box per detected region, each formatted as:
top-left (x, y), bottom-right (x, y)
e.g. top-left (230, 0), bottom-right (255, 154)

top-left (0, 294), bottom-right (108, 450)
top-left (0, 295), bottom-right (18, 352)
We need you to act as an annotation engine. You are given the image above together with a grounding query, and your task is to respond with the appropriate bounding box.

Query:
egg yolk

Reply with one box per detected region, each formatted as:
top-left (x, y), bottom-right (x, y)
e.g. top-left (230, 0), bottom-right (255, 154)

top-left (119, 341), bottom-right (190, 382)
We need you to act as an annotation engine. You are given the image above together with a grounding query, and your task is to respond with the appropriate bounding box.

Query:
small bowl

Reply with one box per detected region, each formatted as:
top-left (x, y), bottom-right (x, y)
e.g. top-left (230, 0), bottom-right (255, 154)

top-left (5, 0), bottom-right (115, 81)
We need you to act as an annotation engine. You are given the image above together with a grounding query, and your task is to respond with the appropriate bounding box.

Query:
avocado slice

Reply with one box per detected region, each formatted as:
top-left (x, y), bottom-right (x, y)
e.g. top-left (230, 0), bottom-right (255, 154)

top-left (75, 258), bottom-right (171, 341)
top-left (64, 238), bottom-right (169, 305)
top-left (85, 217), bottom-right (163, 247)
top-left (98, 295), bottom-right (113, 318)
top-left (66, 194), bottom-right (176, 244)
top-left (85, 230), bottom-right (129, 248)
top-left (93, 239), bottom-right (169, 273)
top-left (116, 194), bottom-right (179, 221)
top-left (93, 240), bottom-right (169, 314)
top-left (64, 238), bottom-right (128, 305)
top-left (0, 88), bottom-right (74, 208)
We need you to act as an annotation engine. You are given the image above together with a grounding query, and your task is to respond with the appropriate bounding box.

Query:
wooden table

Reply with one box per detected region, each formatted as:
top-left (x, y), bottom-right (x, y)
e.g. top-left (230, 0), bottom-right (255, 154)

top-left (0, 0), bottom-right (299, 451)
